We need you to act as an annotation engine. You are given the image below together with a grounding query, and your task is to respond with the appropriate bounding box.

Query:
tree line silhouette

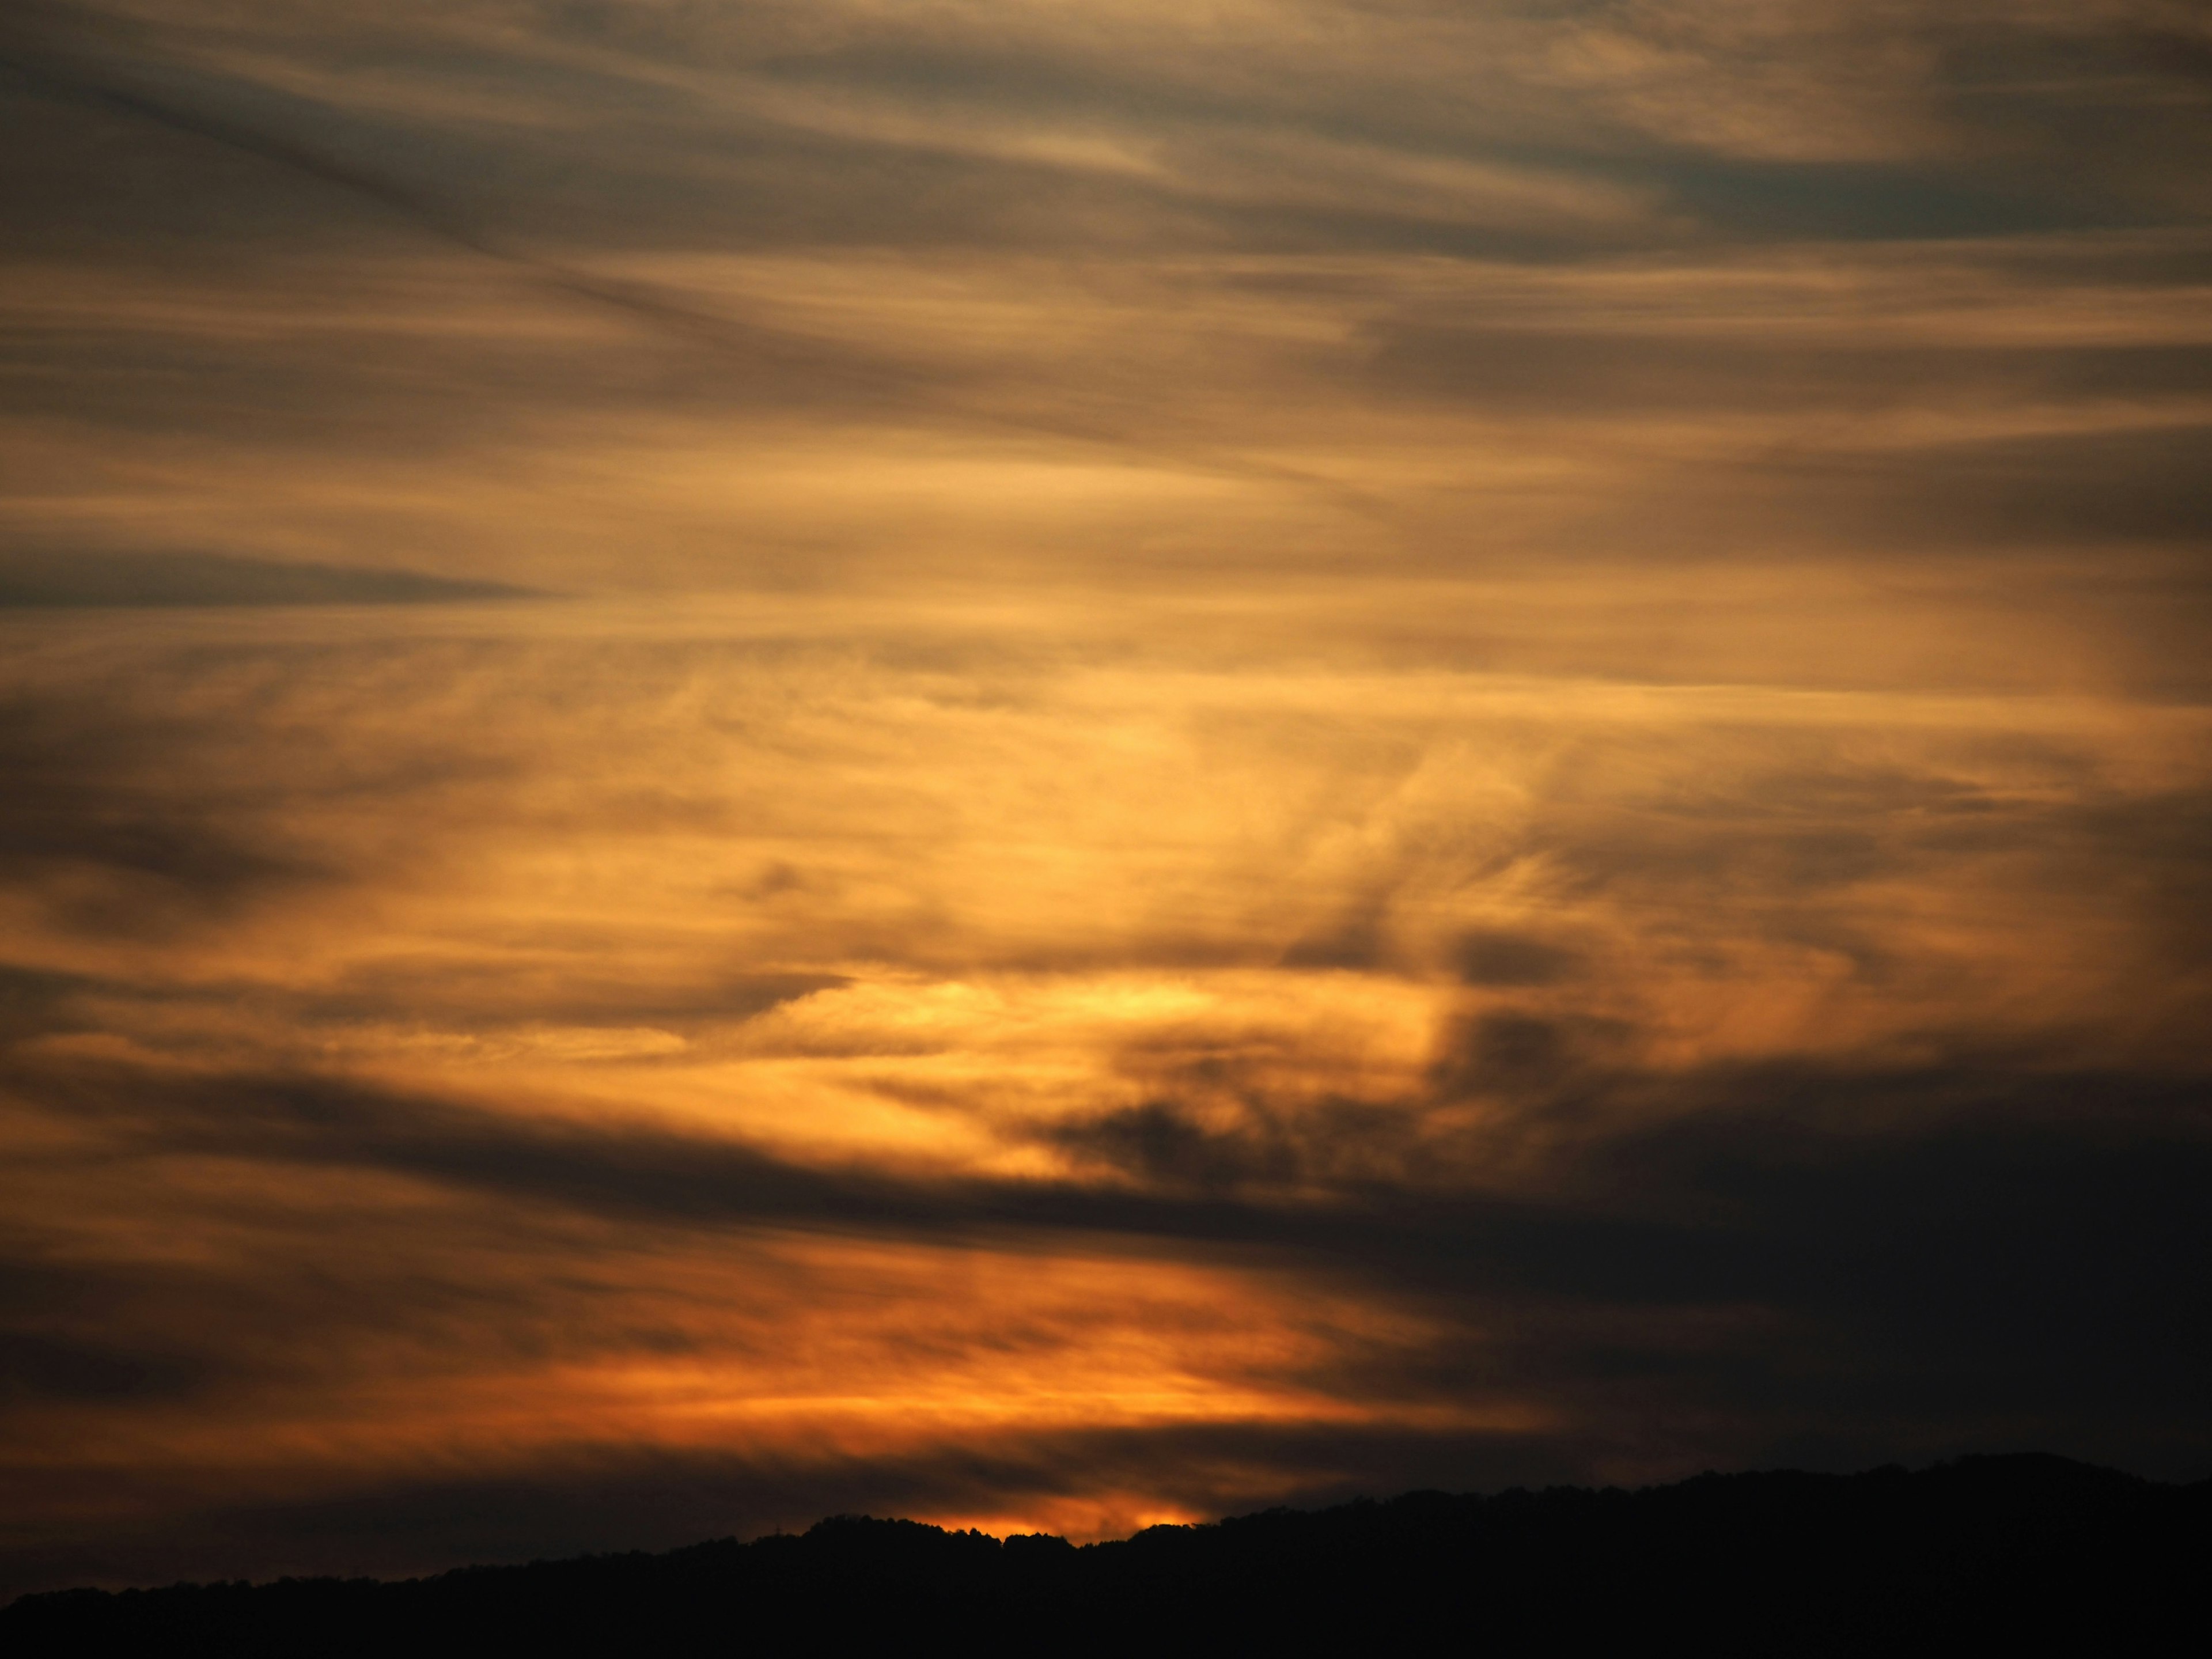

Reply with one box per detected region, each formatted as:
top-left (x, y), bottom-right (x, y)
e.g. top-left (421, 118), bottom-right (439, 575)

top-left (5, 1455), bottom-right (2203, 1654)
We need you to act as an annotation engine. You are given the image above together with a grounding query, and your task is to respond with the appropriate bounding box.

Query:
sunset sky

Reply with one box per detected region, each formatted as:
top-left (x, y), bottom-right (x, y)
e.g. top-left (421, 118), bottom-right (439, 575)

top-left (3, 0), bottom-right (2209, 1597)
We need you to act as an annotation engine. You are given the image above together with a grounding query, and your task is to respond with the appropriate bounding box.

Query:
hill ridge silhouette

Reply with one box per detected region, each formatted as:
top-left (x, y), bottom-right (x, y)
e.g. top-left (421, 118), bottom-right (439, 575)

top-left (7, 1454), bottom-right (2205, 1655)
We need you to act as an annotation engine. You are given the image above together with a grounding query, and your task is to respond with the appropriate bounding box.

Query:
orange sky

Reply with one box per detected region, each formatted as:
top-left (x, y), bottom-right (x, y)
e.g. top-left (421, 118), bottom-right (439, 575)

top-left (2, 0), bottom-right (2209, 1597)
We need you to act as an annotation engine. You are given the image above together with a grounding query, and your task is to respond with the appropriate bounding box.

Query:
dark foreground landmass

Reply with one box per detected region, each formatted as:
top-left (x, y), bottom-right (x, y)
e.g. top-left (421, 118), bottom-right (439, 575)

top-left (5, 1455), bottom-right (2205, 1656)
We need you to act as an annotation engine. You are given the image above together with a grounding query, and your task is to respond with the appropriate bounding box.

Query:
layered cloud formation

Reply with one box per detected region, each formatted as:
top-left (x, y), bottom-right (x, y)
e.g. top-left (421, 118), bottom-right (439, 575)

top-left (1, 0), bottom-right (2207, 1597)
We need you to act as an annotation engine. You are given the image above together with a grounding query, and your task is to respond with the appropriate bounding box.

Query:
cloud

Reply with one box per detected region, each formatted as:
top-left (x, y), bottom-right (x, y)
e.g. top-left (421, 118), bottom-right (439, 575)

top-left (1, 0), bottom-right (2207, 1603)
top-left (0, 548), bottom-right (539, 608)
top-left (1452, 930), bottom-right (1583, 988)
top-left (15, 0), bottom-right (2205, 267)
top-left (0, 692), bottom-right (321, 933)
top-left (2, 1027), bottom-right (2206, 1599)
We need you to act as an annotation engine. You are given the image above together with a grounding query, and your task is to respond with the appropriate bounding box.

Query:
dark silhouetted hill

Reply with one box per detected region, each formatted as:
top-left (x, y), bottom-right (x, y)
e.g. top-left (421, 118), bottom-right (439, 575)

top-left (5, 1455), bottom-right (2204, 1656)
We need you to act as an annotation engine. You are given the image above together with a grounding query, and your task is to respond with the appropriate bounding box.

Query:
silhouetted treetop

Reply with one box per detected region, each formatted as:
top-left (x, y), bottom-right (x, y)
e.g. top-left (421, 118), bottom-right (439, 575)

top-left (5, 1455), bottom-right (2203, 1656)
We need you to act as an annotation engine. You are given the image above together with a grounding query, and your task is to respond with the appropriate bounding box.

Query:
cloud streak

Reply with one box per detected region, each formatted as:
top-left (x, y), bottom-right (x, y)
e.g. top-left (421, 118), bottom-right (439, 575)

top-left (1, 0), bottom-right (2207, 1604)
